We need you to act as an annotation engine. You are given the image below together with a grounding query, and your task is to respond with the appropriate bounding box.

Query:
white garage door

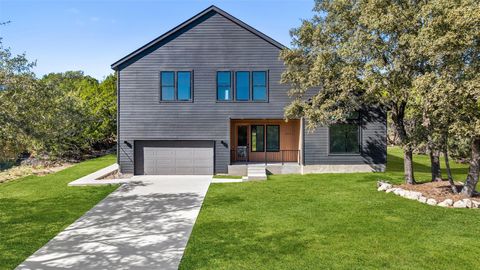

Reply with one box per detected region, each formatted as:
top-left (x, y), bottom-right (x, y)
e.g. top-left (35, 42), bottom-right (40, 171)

top-left (143, 146), bottom-right (213, 175)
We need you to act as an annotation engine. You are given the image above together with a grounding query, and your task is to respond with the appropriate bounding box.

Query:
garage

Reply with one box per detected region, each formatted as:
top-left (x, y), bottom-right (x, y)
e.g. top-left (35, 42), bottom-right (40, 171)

top-left (134, 140), bottom-right (214, 175)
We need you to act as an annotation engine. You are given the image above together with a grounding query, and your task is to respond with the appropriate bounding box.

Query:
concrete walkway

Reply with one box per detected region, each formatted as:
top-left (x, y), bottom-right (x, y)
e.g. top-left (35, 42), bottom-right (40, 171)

top-left (16, 175), bottom-right (212, 270)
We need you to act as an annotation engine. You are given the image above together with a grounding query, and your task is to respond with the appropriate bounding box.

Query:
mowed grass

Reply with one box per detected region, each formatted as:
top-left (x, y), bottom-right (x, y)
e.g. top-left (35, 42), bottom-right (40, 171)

top-left (180, 147), bottom-right (479, 270)
top-left (0, 155), bottom-right (118, 270)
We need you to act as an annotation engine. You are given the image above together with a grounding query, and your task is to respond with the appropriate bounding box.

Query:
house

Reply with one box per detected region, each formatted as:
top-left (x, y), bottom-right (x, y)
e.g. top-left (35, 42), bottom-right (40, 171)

top-left (111, 5), bottom-right (386, 176)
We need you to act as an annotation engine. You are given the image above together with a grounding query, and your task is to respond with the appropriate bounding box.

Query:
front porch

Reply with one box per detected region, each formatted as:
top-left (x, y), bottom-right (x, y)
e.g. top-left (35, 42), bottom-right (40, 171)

top-left (229, 119), bottom-right (302, 168)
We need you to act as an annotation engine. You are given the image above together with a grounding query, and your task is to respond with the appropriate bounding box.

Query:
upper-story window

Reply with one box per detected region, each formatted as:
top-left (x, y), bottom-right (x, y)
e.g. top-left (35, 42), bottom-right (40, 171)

top-left (235, 71), bottom-right (250, 101)
top-left (252, 71), bottom-right (267, 101)
top-left (160, 71), bottom-right (192, 101)
top-left (217, 70), bottom-right (268, 102)
top-left (217, 71), bottom-right (232, 101)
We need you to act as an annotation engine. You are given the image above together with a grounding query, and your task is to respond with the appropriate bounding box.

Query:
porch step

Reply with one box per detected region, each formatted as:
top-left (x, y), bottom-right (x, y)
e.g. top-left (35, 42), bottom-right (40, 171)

top-left (246, 165), bottom-right (267, 181)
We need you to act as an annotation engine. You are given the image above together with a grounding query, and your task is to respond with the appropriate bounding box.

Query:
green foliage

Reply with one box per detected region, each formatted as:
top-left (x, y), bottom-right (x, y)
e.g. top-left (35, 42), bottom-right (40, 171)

top-left (0, 39), bottom-right (117, 162)
top-left (281, 0), bottom-right (480, 184)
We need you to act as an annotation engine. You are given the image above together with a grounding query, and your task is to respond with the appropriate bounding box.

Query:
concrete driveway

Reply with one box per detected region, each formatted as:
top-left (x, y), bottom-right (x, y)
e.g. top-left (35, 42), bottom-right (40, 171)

top-left (16, 175), bottom-right (212, 270)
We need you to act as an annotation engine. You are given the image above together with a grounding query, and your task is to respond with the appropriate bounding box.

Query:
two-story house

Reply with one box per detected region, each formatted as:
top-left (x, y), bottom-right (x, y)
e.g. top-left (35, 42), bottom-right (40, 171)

top-left (111, 5), bottom-right (386, 176)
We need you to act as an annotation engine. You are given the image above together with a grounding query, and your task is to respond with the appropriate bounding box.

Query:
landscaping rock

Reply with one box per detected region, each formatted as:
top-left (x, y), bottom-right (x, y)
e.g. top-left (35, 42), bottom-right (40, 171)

top-left (462, 199), bottom-right (473, 208)
top-left (472, 200), bottom-right (480, 208)
top-left (377, 182), bottom-right (393, 191)
top-left (426, 198), bottom-right (437, 206)
top-left (386, 188), bottom-right (397, 193)
top-left (405, 191), bottom-right (423, 200)
top-left (418, 196), bottom-right (427, 203)
top-left (453, 200), bottom-right (467, 208)
top-left (438, 199), bottom-right (454, 207)
top-left (394, 188), bottom-right (405, 196)
top-left (377, 180), bottom-right (390, 188)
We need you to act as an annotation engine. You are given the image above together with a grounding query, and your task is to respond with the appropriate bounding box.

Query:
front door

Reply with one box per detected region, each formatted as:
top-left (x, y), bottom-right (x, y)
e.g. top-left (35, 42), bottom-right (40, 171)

top-left (236, 125), bottom-right (248, 161)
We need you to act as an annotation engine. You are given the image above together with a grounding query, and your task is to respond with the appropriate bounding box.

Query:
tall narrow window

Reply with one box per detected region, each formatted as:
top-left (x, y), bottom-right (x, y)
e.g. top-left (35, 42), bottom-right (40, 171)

top-left (251, 125), bottom-right (265, 152)
top-left (329, 124), bottom-right (360, 154)
top-left (252, 71), bottom-right (267, 101)
top-left (177, 71), bottom-right (191, 101)
top-left (217, 71), bottom-right (232, 101)
top-left (266, 125), bottom-right (280, 152)
top-left (161, 71), bottom-right (175, 101)
top-left (235, 71), bottom-right (250, 101)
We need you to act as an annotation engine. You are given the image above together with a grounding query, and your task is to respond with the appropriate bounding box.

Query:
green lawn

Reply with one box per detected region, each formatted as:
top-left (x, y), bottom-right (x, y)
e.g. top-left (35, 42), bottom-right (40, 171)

top-left (0, 155), bottom-right (118, 270)
top-left (180, 147), bottom-right (479, 270)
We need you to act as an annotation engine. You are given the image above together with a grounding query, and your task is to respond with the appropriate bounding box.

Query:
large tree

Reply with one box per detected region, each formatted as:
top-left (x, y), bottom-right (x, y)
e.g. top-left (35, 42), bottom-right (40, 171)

top-left (0, 38), bottom-right (38, 160)
top-left (413, 0), bottom-right (480, 195)
top-left (281, 0), bottom-right (427, 184)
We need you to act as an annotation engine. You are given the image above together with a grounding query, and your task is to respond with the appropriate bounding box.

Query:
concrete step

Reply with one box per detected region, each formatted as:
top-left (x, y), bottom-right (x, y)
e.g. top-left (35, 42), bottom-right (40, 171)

top-left (246, 165), bottom-right (267, 181)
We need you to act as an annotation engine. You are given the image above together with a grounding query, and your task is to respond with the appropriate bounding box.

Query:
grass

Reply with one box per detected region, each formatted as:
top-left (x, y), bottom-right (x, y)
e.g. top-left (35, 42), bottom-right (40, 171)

top-left (180, 147), bottom-right (479, 270)
top-left (0, 155), bottom-right (118, 270)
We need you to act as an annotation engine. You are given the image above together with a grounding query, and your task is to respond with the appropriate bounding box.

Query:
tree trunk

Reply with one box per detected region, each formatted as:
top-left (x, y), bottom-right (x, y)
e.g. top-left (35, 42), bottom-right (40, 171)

top-left (461, 137), bottom-right (480, 197)
top-left (404, 148), bottom-right (416, 184)
top-left (430, 149), bottom-right (442, 181)
top-left (391, 102), bottom-right (416, 184)
top-left (443, 148), bottom-right (458, 194)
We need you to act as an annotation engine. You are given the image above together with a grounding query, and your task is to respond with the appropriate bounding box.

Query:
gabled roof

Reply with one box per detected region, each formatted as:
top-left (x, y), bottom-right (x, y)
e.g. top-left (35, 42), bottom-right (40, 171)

top-left (111, 5), bottom-right (286, 70)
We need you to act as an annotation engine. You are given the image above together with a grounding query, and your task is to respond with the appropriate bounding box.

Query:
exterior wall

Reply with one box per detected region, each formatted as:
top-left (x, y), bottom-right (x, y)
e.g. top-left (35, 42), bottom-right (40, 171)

top-left (118, 11), bottom-right (291, 174)
top-left (117, 10), bottom-right (387, 174)
top-left (303, 107), bottom-right (387, 172)
top-left (230, 119), bottom-right (301, 163)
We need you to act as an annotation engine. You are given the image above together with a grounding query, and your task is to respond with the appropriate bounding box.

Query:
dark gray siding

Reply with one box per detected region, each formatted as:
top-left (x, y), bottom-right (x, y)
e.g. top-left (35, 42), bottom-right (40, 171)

top-left (118, 11), bottom-right (291, 174)
top-left (303, 108), bottom-right (387, 167)
top-left (117, 10), bottom-right (387, 174)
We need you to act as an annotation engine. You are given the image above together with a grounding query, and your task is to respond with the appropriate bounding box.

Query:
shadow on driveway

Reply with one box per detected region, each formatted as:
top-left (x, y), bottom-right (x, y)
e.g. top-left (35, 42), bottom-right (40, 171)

top-left (16, 176), bottom-right (211, 270)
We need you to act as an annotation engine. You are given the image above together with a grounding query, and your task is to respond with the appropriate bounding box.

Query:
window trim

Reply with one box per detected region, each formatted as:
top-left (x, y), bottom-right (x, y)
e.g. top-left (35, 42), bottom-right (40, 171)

top-left (266, 125), bottom-right (280, 152)
top-left (327, 123), bottom-right (362, 156)
top-left (250, 125), bottom-right (265, 152)
top-left (216, 71), bottom-right (233, 102)
top-left (159, 70), bottom-right (194, 103)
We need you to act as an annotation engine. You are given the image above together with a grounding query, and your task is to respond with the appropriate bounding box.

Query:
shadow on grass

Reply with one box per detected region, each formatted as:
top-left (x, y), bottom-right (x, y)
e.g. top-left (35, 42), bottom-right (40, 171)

top-left (386, 152), bottom-right (467, 175)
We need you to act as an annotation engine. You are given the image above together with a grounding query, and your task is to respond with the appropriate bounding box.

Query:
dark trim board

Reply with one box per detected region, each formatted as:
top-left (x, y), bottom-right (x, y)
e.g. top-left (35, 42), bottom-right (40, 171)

top-left (134, 140), bottom-right (215, 175)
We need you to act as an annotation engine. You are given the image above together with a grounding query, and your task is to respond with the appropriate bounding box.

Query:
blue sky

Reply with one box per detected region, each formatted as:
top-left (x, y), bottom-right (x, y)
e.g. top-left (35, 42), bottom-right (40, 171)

top-left (0, 0), bottom-right (315, 80)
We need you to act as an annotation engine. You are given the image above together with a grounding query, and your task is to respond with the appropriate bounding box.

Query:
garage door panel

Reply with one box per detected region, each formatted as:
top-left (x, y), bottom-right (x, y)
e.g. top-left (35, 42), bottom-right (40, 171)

top-left (138, 141), bottom-right (213, 175)
top-left (194, 167), bottom-right (212, 175)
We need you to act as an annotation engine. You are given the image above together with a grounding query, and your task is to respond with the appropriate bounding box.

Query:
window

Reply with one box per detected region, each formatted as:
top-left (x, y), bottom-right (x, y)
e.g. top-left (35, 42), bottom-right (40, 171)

top-left (217, 71), bottom-right (232, 101)
top-left (177, 71), bottom-right (191, 101)
top-left (161, 71), bottom-right (175, 101)
top-left (266, 125), bottom-right (280, 152)
top-left (329, 124), bottom-right (360, 154)
top-left (160, 71), bottom-right (192, 101)
top-left (252, 71), bottom-right (267, 101)
top-left (251, 125), bottom-right (265, 152)
top-left (235, 71), bottom-right (250, 101)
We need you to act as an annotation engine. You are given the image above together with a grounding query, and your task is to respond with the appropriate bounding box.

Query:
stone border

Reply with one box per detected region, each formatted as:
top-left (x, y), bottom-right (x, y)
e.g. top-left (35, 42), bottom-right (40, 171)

top-left (377, 181), bottom-right (480, 209)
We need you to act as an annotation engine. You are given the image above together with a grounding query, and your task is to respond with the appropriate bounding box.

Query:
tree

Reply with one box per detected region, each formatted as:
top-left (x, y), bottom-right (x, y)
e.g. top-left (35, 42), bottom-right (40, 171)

top-left (413, 0), bottom-right (480, 196)
top-left (281, 0), bottom-right (427, 184)
top-left (0, 38), bottom-right (38, 161)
